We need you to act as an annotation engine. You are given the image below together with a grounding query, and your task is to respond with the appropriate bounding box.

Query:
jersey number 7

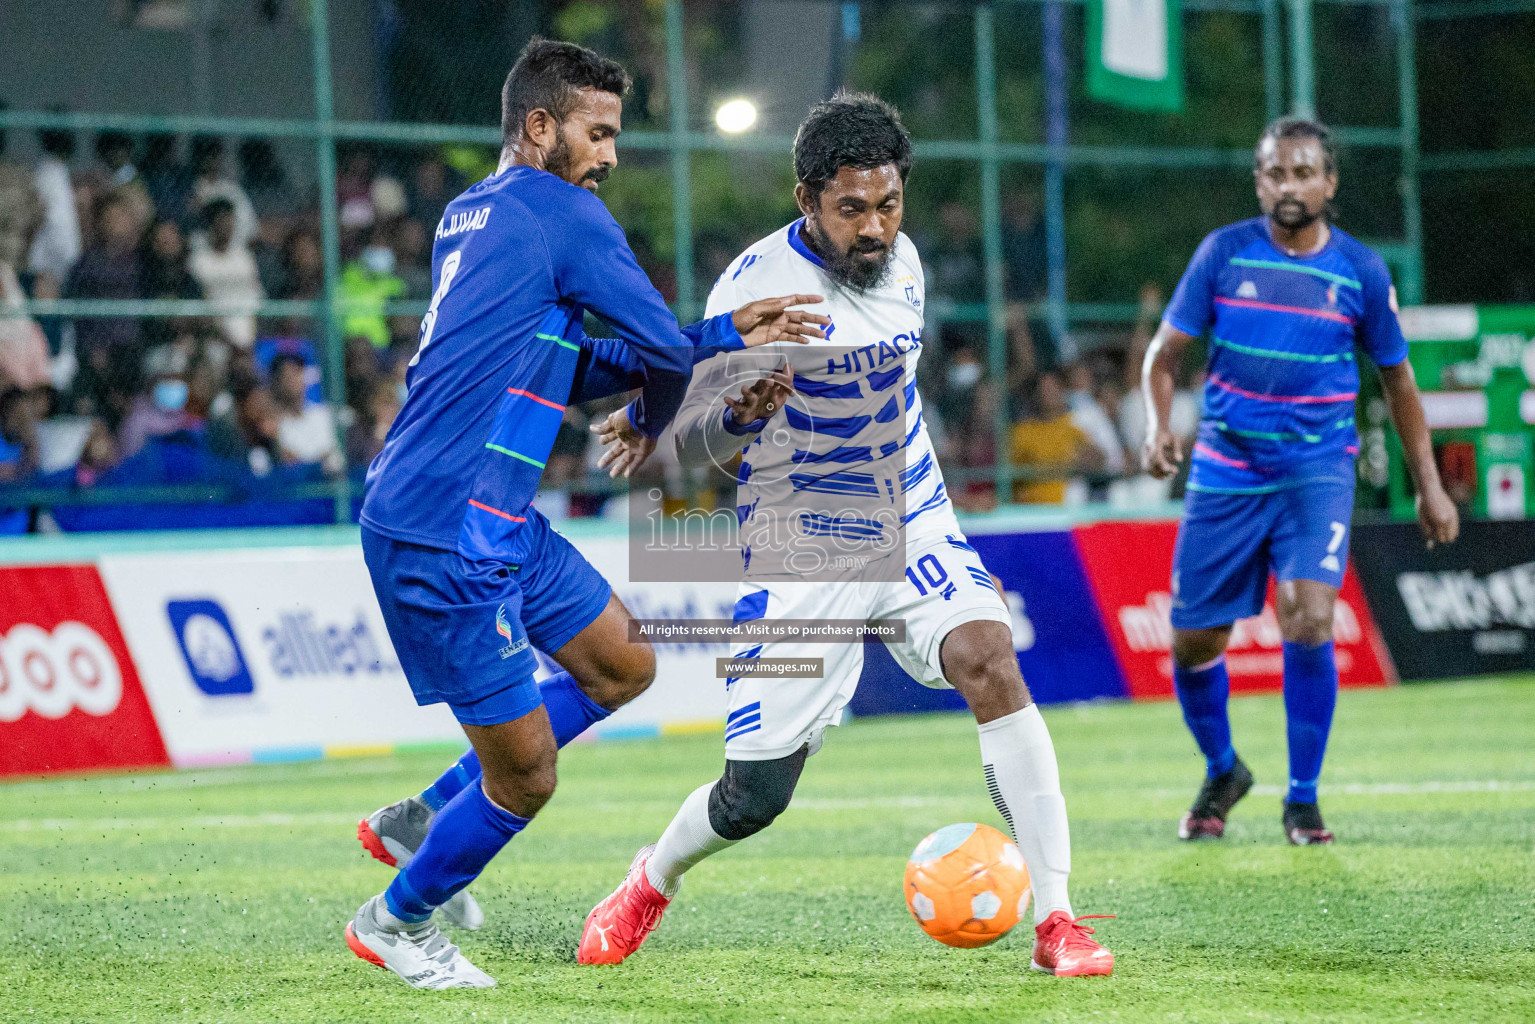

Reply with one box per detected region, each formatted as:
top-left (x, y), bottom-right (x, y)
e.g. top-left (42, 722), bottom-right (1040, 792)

top-left (410, 250), bottom-right (463, 367)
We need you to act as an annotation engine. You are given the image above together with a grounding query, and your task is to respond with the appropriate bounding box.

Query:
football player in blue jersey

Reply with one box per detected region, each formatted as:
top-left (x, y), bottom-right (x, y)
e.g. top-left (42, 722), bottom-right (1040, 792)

top-left (1142, 117), bottom-right (1458, 846)
top-left (344, 38), bottom-right (828, 988)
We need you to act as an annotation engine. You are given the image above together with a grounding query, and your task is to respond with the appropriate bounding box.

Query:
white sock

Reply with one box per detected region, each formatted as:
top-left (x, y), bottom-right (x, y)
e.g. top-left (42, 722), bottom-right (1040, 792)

top-left (977, 704), bottom-right (1073, 925)
top-left (644, 781), bottom-right (738, 897)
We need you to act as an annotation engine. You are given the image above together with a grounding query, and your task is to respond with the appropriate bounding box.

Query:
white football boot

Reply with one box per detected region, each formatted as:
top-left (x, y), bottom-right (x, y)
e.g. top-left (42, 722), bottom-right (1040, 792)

top-left (345, 894), bottom-right (495, 989)
top-left (358, 796), bottom-right (485, 930)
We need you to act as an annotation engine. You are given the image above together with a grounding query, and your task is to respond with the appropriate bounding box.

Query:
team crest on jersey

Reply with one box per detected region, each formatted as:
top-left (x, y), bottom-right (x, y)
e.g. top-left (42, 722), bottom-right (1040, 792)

top-left (495, 604), bottom-right (528, 660)
top-left (1236, 280), bottom-right (1258, 299)
top-left (897, 273), bottom-right (921, 310)
top-left (1326, 282), bottom-right (1340, 307)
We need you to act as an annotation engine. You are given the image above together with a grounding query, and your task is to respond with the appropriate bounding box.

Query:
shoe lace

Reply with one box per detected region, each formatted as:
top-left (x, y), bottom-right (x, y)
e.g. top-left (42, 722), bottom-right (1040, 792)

top-left (1061, 914), bottom-right (1116, 941)
top-left (405, 921), bottom-right (461, 965)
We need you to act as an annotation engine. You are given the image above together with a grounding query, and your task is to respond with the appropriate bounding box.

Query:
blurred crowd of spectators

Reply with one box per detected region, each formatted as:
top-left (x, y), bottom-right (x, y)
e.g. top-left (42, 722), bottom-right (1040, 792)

top-left (0, 122), bottom-right (1201, 532)
top-left (0, 125), bottom-right (461, 531)
top-left (920, 282), bottom-right (1202, 514)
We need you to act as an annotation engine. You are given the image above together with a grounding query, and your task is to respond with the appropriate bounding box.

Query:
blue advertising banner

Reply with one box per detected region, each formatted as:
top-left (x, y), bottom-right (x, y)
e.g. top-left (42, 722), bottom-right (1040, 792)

top-left (851, 530), bottom-right (1129, 716)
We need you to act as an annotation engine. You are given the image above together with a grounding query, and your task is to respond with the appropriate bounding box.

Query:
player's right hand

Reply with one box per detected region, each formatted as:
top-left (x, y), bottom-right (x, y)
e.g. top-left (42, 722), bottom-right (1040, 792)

top-left (1415, 483), bottom-right (1460, 548)
top-left (722, 363), bottom-right (794, 426)
top-left (732, 294), bottom-right (830, 348)
top-left (591, 405), bottom-right (657, 479)
top-left (1143, 427), bottom-right (1183, 479)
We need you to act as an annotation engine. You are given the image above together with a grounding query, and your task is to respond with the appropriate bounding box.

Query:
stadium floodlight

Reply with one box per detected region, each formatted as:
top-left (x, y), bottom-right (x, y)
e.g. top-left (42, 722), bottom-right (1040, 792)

top-left (715, 98), bottom-right (758, 134)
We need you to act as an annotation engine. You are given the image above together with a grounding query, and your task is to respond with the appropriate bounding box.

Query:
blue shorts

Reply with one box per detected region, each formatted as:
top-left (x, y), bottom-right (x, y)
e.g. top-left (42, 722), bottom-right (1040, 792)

top-left (1170, 479), bottom-right (1354, 631)
top-left (362, 512), bottom-right (612, 726)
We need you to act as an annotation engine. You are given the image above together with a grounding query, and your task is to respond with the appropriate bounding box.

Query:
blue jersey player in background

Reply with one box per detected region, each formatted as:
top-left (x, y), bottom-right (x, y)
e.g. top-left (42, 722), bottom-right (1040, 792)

top-left (1141, 117), bottom-right (1459, 847)
top-left (346, 39), bottom-right (827, 988)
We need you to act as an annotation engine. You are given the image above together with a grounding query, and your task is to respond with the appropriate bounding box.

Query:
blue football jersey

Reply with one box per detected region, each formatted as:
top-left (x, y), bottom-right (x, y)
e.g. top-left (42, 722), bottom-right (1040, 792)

top-left (362, 165), bottom-right (737, 564)
top-left (1162, 217), bottom-right (1408, 493)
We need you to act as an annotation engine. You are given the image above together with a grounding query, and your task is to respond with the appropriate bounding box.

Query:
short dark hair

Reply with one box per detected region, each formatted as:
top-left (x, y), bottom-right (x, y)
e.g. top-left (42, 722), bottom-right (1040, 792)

top-left (793, 91), bottom-right (913, 200)
top-left (268, 352), bottom-right (307, 379)
top-left (1256, 115), bottom-right (1337, 175)
top-left (500, 37), bottom-right (631, 148)
top-left (39, 126), bottom-right (75, 160)
top-left (200, 197), bottom-right (236, 229)
top-left (96, 131), bottom-right (134, 161)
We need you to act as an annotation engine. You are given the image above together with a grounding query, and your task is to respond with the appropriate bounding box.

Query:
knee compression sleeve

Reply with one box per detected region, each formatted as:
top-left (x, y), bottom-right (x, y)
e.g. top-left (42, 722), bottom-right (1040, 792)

top-left (706, 746), bottom-right (809, 841)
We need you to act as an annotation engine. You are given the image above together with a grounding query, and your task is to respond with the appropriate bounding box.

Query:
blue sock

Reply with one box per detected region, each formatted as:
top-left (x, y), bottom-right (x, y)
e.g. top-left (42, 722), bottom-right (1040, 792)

top-left (538, 671), bottom-right (613, 746)
top-left (1174, 657), bottom-right (1237, 778)
top-left (385, 782), bottom-right (529, 922)
top-left (1282, 640), bottom-right (1338, 805)
top-left (420, 750), bottom-right (480, 811)
top-left (417, 673), bottom-right (611, 810)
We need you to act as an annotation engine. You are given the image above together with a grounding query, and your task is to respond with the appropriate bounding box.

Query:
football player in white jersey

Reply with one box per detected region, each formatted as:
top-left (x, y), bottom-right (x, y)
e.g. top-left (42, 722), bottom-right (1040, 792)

top-left (578, 93), bottom-right (1114, 977)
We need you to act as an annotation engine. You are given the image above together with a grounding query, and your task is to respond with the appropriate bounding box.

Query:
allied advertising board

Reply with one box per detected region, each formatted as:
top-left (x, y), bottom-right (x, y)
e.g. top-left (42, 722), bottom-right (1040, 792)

top-left (1350, 520), bottom-right (1535, 680)
top-left (1073, 520), bottom-right (1393, 699)
top-left (97, 550), bottom-right (464, 765)
top-left (0, 565), bottom-right (169, 777)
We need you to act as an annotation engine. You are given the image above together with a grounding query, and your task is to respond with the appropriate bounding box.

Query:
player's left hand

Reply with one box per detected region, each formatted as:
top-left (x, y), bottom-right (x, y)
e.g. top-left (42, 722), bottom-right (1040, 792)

top-left (1415, 484), bottom-right (1460, 548)
top-left (732, 294), bottom-right (830, 348)
top-left (591, 406), bottom-right (657, 479)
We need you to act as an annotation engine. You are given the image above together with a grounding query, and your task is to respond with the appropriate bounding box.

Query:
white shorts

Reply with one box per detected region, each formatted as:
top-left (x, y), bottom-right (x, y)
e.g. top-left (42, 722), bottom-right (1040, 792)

top-left (723, 527), bottom-right (1011, 760)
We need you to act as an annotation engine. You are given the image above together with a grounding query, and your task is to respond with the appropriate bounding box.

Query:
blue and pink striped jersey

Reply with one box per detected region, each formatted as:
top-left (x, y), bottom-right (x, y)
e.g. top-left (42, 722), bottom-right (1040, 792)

top-left (1163, 217), bottom-right (1408, 493)
top-left (361, 165), bottom-right (741, 564)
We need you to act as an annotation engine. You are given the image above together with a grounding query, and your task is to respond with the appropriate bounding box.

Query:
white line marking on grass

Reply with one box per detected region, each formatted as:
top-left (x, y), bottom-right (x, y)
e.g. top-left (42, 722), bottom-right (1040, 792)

top-left (4, 781), bottom-right (1530, 834)
top-left (1254, 780), bottom-right (1535, 797)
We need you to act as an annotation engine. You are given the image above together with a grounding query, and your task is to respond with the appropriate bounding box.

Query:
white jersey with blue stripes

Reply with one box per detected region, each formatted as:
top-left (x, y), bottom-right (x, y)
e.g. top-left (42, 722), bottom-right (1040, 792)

top-left (671, 220), bottom-right (954, 578)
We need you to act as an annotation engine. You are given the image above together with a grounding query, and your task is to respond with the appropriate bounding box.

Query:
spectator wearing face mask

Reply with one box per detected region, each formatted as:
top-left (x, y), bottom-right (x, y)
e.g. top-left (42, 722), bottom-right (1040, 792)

top-left (92, 132), bottom-right (153, 239)
top-left (117, 371), bottom-right (203, 461)
top-left (338, 229), bottom-right (406, 348)
top-left (1064, 360), bottom-right (1127, 477)
top-left (937, 346), bottom-right (984, 430)
top-left (268, 352), bottom-right (342, 474)
top-left (190, 198), bottom-right (264, 349)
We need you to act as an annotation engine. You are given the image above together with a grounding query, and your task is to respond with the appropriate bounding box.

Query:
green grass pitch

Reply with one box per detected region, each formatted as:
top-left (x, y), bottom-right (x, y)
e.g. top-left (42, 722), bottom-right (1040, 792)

top-left (3, 675), bottom-right (1532, 1023)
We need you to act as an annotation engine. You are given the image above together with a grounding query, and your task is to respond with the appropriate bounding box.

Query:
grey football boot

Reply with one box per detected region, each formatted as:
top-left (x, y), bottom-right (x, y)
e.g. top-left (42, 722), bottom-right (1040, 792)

top-left (358, 796), bottom-right (485, 930)
top-left (345, 894), bottom-right (494, 989)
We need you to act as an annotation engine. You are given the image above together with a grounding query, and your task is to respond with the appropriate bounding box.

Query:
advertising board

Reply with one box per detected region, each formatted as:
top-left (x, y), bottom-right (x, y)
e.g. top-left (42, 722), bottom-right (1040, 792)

top-left (0, 565), bottom-right (169, 777)
top-left (1350, 520), bottom-right (1535, 680)
top-left (1073, 520), bottom-right (1393, 699)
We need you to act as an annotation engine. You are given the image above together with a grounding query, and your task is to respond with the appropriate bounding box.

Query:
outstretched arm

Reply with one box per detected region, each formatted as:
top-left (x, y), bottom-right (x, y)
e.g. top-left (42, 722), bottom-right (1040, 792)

top-left (1378, 360), bottom-right (1459, 546)
top-left (1140, 321), bottom-right (1198, 478)
top-left (571, 297), bottom-right (825, 406)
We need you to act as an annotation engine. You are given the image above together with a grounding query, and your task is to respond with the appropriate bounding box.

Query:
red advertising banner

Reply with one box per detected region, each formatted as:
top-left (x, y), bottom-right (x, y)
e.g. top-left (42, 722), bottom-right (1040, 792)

top-left (1073, 520), bottom-right (1394, 700)
top-left (0, 565), bottom-right (170, 777)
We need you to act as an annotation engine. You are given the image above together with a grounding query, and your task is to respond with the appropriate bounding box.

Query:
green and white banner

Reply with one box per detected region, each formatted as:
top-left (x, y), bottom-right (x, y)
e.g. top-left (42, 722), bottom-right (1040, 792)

top-left (1087, 0), bottom-right (1184, 112)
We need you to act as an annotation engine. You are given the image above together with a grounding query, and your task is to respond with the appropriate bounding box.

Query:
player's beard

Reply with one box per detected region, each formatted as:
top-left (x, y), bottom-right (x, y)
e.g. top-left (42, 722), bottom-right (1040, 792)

top-left (805, 217), bottom-right (895, 293)
top-left (1270, 196), bottom-right (1322, 231)
top-left (544, 131), bottom-right (611, 191)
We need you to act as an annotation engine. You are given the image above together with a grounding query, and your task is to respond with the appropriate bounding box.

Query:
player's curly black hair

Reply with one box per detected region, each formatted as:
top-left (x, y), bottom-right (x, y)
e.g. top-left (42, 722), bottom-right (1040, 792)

top-left (1256, 115), bottom-right (1338, 175)
top-left (793, 91), bottom-right (913, 201)
top-left (501, 37), bottom-right (631, 148)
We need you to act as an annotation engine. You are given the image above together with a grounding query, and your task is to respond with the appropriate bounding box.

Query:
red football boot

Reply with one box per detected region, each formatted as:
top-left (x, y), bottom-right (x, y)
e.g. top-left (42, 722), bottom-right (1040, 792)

top-left (1031, 912), bottom-right (1116, 977)
top-left (577, 844), bottom-right (671, 965)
